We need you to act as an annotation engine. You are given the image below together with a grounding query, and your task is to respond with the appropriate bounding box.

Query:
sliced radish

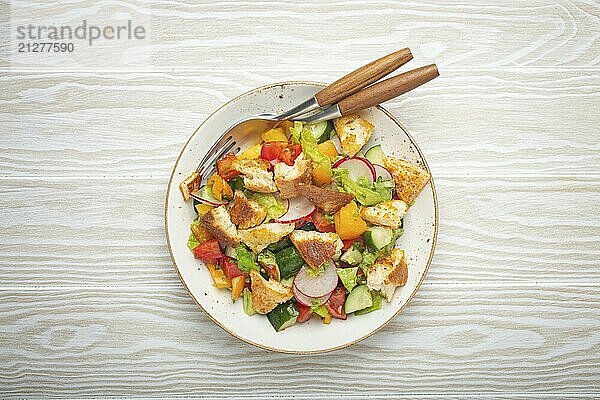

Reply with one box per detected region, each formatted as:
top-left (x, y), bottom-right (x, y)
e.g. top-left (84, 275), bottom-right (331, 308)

top-left (293, 262), bottom-right (339, 298)
top-left (373, 164), bottom-right (393, 181)
top-left (333, 157), bottom-right (376, 183)
top-left (293, 284), bottom-right (332, 307)
top-left (276, 196), bottom-right (315, 223)
top-left (190, 185), bottom-right (228, 206)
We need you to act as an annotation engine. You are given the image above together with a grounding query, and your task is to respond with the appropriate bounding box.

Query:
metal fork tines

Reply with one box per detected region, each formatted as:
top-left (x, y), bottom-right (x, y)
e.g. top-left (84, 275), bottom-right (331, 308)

top-left (196, 134), bottom-right (239, 180)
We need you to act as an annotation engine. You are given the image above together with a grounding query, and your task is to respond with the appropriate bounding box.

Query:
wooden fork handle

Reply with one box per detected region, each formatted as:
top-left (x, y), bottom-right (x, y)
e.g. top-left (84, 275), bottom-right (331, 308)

top-left (337, 64), bottom-right (439, 116)
top-left (314, 48), bottom-right (413, 107)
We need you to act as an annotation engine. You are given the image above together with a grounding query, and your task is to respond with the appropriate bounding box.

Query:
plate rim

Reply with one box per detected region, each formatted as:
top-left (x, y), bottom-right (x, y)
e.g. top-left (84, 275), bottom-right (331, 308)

top-left (165, 80), bottom-right (439, 354)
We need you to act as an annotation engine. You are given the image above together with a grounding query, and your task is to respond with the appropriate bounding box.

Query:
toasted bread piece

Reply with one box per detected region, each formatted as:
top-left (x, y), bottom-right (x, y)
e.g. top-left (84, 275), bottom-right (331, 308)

top-left (250, 270), bottom-right (293, 314)
top-left (366, 248), bottom-right (407, 302)
top-left (360, 200), bottom-right (408, 229)
top-left (274, 153), bottom-right (312, 199)
top-left (238, 223), bottom-right (295, 253)
top-left (289, 230), bottom-right (343, 270)
top-left (296, 183), bottom-right (354, 214)
top-left (383, 157), bottom-right (430, 205)
top-left (201, 205), bottom-right (239, 247)
top-left (334, 114), bottom-right (375, 157)
top-left (179, 171), bottom-right (200, 201)
top-left (231, 158), bottom-right (277, 193)
top-left (229, 191), bottom-right (267, 229)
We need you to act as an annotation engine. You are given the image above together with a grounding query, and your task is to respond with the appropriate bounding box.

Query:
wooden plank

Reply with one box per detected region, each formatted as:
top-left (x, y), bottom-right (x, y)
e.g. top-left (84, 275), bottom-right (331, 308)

top-left (0, 176), bottom-right (597, 287)
top-left (0, 69), bottom-right (598, 177)
top-left (4, 0), bottom-right (599, 70)
top-left (0, 284), bottom-right (598, 397)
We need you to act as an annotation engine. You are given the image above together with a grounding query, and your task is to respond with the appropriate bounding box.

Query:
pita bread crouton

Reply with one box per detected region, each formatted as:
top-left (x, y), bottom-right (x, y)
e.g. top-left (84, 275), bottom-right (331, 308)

top-left (383, 157), bottom-right (430, 204)
top-left (229, 191), bottom-right (267, 229)
top-left (274, 153), bottom-right (312, 199)
top-left (201, 205), bottom-right (239, 247)
top-left (289, 230), bottom-right (343, 270)
top-left (231, 158), bottom-right (277, 193)
top-left (366, 248), bottom-right (408, 302)
top-left (250, 269), bottom-right (293, 314)
top-left (238, 223), bottom-right (295, 253)
top-left (334, 114), bottom-right (375, 156)
top-left (296, 183), bottom-right (354, 214)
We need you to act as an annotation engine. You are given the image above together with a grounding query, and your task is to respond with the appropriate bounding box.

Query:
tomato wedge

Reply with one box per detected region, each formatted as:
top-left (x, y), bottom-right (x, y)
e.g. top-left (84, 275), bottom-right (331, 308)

top-left (280, 143), bottom-right (302, 166)
top-left (193, 239), bottom-right (223, 263)
top-left (216, 154), bottom-right (240, 181)
top-left (219, 257), bottom-right (247, 280)
top-left (296, 302), bottom-right (312, 323)
top-left (324, 286), bottom-right (347, 320)
top-left (261, 142), bottom-right (287, 161)
top-left (312, 210), bottom-right (335, 233)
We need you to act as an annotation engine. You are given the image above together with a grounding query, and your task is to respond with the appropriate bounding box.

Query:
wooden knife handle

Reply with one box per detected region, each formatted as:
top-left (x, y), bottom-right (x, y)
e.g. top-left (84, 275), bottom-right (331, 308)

top-left (314, 48), bottom-right (413, 107)
top-left (337, 64), bottom-right (439, 116)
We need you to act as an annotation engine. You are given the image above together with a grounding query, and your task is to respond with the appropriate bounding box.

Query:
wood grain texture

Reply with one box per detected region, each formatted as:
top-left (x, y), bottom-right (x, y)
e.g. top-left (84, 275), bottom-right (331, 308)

top-left (0, 285), bottom-right (598, 398)
top-left (0, 69), bottom-right (598, 177)
top-left (1, 0), bottom-right (599, 397)
top-left (4, 0), bottom-right (599, 70)
top-left (0, 176), bottom-right (598, 287)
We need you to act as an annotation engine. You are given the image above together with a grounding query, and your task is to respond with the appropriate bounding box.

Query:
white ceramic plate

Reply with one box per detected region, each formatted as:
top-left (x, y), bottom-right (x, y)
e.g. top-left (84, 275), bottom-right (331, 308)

top-left (165, 82), bottom-right (438, 354)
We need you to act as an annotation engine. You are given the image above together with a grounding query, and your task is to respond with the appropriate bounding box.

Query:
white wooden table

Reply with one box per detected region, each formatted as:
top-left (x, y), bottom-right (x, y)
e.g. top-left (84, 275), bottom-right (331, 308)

top-left (1, 1), bottom-right (599, 398)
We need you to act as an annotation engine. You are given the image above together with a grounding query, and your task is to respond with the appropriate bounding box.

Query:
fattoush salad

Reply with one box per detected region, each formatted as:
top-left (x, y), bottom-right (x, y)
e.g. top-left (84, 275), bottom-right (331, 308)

top-left (179, 114), bottom-right (430, 332)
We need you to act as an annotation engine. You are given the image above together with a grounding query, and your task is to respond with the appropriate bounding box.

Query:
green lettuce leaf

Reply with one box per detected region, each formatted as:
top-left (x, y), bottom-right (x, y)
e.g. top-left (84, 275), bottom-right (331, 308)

top-left (300, 127), bottom-right (332, 176)
top-left (373, 177), bottom-right (395, 202)
top-left (242, 288), bottom-right (256, 316)
top-left (235, 244), bottom-right (260, 272)
top-left (187, 233), bottom-right (200, 251)
top-left (336, 267), bottom-right (358, 292)
top-left (289, 121), bottom-right (303, 144)
top-left (257, 249), bottom-right (277, 267)
top-left (251, 193), bottom-right (286, 220)
top-left (311, 303), bottom-right (329, 317)
top-left (333, 168), bottom-right (386, 206)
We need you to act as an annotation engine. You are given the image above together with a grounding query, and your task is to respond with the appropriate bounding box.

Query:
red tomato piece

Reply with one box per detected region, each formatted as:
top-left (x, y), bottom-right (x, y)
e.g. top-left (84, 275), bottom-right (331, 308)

top-left (192, 239), bottom-right (223, 263)
top-left (311, 210), bottom-right (335, 233)
top-left (296, 302), bottom-right (312, 323)
top-left (219, 257), bottom-right (247, 280)
top-left (217, 154), bottom-right (240, 181)
top-left (279, 143), bottom-right (302, 166)
top-left (325, 286), bottom-right (347, 320)
top-left (260, 142), bottom-right (286, 161)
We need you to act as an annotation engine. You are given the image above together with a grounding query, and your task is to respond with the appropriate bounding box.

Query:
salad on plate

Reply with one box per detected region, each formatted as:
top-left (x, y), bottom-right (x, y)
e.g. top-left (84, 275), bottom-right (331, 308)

top-left (179, 114), bottom-right (430, 332)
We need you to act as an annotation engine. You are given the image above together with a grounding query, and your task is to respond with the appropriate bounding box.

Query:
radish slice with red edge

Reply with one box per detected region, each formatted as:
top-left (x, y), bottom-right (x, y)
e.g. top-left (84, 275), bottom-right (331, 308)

top-left (333, 157), bottom-right (376, 183)
top-left (190, 185), bottom-right (228, 206)
top-left (293, 262), bottom-right (339, 298)
top-left (373, 164), bottom-right (393, 181)
top-left (293, 284), bottom-right (332, 307)
top-left (276, 196), bottom-right (315, 223)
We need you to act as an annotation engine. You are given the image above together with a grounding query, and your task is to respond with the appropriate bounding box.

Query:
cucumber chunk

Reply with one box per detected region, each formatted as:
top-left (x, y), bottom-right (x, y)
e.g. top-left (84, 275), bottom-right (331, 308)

top-left (267, 299), bottom-right (299, 332)
top-left (305, 120), bottom-right (334, 144)
top-left (275, 246), bottom-right (305, 280)
top-left (363, 226), bottom-right (394, 251)
top-left (354, 292), bottom-right (383, 315)
top-left (344, 284), bottom-right (373, 314)
top-left (364, 145), bottom-right (386, 165)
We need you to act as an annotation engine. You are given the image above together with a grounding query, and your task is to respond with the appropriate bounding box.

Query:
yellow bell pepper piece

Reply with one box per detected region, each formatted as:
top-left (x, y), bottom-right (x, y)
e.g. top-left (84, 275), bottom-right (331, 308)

top-left (207, 173), bottom-right (233, 201)
top-left (191, 223), bottom-right (213, 244)
top-left (207, 264), bottom-right (231, 289)
top-left (261, 127), bottom-right (288, 143)
top-left (322, 312), bottom-right (332, 324)
top-left (334, 201), bottom-right (368, 240)
top-left (238, 143), bottom-right (262, 160)
top-left (318, 140), bottom-right (339, 159)
top-left (195, 203), bottom-right (214, 216)
top-left (312, 163), bottom-right (332, 186)
top-left (279, 121), bottom-right (294, 138)
top-left (231, 276), bottom-right (245, 302)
